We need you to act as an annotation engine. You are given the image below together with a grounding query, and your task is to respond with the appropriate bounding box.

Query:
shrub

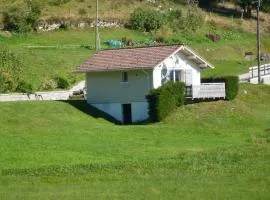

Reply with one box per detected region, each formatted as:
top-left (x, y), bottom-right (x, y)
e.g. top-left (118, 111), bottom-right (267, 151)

top-left (3, 1), bottom-right (41, 33)
top-left (167, 6), bottom-right (204, 33)
top-left (59, 23), bottom-right (69, 30)
top-left (185, 6), bottom-right (204, 32)
top-left (205, 33), bottom-right (221, 42)
top-left (201, 76), bottom-right (239, 101)
top-left (40, 79), bottom-right (57, 91)
top-left (16, 81), bottom-right (33, 93)
top-left (167, 9), bottom-right (182, 21)
top-left (0, 74), bottom-right (5, 93)
top-left (0, 46), bottom-right (23, 92)
top-left (54, 76), bottom-right (70, 89)
top-left (121, 37), bottom-right (135, 46)
top-left (155, 36), bottom-right (165, 43)
top-left (146, 81), bottom-right (185, 122)
top-left (128, 8), bottom-right (164, 32)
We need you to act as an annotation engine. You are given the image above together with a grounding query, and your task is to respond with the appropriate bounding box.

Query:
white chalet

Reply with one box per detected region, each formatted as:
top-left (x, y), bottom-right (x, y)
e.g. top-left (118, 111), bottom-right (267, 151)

top-left (76, 45), bottom-right (225, 124)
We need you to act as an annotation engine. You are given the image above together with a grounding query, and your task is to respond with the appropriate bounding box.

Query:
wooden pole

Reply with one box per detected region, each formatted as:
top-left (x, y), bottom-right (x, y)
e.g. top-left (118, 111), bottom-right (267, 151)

top-left (95, 0), bottom-right (100, 51)
top-left (257, 0), bottom-right (261, 84)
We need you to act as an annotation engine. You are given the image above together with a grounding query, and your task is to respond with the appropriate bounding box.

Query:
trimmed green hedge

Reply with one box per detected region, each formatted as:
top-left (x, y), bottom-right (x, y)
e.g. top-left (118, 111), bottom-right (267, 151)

top-left (146, 81), bottom-right (185, 122)
top-left (202, 76), bottom-right (239, 101)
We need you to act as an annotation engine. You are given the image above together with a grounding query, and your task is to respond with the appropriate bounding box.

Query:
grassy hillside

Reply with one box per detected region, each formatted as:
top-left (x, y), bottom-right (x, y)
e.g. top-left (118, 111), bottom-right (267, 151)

top-left (1, 27), bottom-right (270, 89)
top-left (0, 84), bottom-right (270, 199)
top-left (1, 0), bottom-right (270, 90)
top-left (0, 28), bottom-right (148, 89)
top-left (0, 0), bottom-right (178, 21)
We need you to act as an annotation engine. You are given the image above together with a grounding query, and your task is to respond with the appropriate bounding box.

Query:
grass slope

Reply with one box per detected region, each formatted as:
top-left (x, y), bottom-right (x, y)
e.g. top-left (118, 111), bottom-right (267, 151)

top-left (1, 27), bottom-right (270, 90)
top-left (1, 1), bottom-right (270, 89)
top-left (0, 29), bottom-right (148, 89)
top-left (0, 84), bottom-right (269, 199)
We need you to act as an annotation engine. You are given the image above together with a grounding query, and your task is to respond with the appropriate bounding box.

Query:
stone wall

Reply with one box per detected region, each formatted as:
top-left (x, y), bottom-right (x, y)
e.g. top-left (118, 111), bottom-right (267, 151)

top-left (37, 19), bottom-right (123, 32)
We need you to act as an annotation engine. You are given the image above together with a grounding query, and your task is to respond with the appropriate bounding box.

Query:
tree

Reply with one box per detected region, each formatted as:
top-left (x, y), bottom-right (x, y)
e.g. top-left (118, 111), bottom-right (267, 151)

top-left (237, 0), bottom-right (253, 18)
top-left (262, 0), bottom-right (270, 13)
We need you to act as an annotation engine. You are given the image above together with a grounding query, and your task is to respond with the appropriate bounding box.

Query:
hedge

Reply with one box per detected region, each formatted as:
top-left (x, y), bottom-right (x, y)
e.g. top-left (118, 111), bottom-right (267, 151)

top-left (201, 76), bottom-right (239, 101)
top-left (146, 81), bottom-right (185, 122)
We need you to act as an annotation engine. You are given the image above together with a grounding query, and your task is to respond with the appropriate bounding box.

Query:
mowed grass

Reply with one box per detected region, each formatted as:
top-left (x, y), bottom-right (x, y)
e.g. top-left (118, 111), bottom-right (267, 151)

top-left (0, 84), bottom-right (269, 199)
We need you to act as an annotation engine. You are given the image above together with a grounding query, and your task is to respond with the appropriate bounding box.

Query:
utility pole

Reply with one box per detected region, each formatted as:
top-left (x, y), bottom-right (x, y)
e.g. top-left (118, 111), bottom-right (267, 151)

top-left (256, 0), bottom-right (261, 84)
top-left (95, 0), bottom-right (100, 51)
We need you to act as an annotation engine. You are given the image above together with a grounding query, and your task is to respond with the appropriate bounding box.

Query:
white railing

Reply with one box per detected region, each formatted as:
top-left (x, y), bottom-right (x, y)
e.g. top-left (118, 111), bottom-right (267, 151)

top-left (186, 83), bottom-right (226, 99)
top-left (249, 63), bottom-right (270, 78)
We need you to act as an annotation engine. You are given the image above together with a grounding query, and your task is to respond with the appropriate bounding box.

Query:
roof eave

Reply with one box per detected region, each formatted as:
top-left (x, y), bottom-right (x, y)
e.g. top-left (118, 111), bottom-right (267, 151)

top-left (180, 46), bottom-right (214, 69)
top-left (74, 66), bottom-right (154, 73)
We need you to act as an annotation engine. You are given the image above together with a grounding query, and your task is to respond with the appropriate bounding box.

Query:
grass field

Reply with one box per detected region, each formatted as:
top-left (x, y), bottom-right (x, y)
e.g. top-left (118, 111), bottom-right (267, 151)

top-left (0, 84), bottom-right (269, 199)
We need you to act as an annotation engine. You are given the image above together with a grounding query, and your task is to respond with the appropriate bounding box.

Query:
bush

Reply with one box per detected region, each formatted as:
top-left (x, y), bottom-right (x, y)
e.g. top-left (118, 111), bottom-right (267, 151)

top-left (16, 81), bottom-right (33, 93)
top-left (201, 76), bottom-right (239, 101)
top-left (128, 8), bottom-right (164, 32)
top-left (0, 46), bottom-right (23, 92)
top-left (146, 81), bottom-right (185, 122)
top-left (185, 6), bottom-right (204, 32)
top-left (3, 1), bottom-right (41, 33)
top-left (59, 23), bottom-right (69, 30)
top-left (54, 77), bottom-right (70, 89)
top-left (155, 36), bottom-right (165, 43)
top-left (167, 6), bottom-right (204, 33)
top-left (40, 79), bottom-right (57, 91)
top-left (205, 33), bottom-right (220, 42)
top-left (0, 74), bottom-right (6, 93)
top-left (167, 9), bottom-right (182, 21)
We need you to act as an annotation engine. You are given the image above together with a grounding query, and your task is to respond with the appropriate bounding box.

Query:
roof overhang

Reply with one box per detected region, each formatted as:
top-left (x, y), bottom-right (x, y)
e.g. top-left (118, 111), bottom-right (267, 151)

top-left (179, 46), bottom-right (214, 69)
top-left (74, 66), bottom-right (153, 73)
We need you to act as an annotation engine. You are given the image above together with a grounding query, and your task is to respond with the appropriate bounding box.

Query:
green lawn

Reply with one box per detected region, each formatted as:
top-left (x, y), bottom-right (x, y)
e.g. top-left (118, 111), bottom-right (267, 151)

top-left (0, 84), bottom-right (269, 199)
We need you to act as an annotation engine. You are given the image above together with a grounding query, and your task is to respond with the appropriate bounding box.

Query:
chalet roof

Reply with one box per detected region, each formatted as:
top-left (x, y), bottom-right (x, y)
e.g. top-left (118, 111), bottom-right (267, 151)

top-left (75, 45), bottom-right (213, 72)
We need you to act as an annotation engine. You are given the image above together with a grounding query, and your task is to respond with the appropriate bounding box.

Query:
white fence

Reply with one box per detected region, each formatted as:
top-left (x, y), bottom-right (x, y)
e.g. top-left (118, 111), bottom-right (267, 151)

top-left (249, 63), bottom-right (270, 78)
top-left (186, 83), bottom-right (226, 99)
top-left (0, 91), bottom-right (72, 102)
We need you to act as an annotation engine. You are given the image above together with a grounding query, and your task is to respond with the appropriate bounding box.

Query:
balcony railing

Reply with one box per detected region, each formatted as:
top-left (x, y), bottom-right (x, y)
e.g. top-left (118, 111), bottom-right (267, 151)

top-left (186, 83), bottom-right (226, 99)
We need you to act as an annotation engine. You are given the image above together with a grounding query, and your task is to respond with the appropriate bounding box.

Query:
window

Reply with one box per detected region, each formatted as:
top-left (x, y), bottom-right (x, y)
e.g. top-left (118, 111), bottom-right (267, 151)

top-left (122, 72), bottom-right (128, 82)
top-left (169, 70), bottom-right (181, 82)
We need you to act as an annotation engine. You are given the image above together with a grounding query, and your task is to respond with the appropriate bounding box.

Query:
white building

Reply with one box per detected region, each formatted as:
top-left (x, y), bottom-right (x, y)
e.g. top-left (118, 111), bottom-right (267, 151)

top-left (76, 45), bottom-right (224, 124)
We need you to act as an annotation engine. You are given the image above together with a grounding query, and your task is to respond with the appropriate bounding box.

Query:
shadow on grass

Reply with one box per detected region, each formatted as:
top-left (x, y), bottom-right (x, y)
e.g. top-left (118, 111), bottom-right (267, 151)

top-left (185, 98), bottom-right (226, 105)
top-left (61, 100), bottom-right (121, 124)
